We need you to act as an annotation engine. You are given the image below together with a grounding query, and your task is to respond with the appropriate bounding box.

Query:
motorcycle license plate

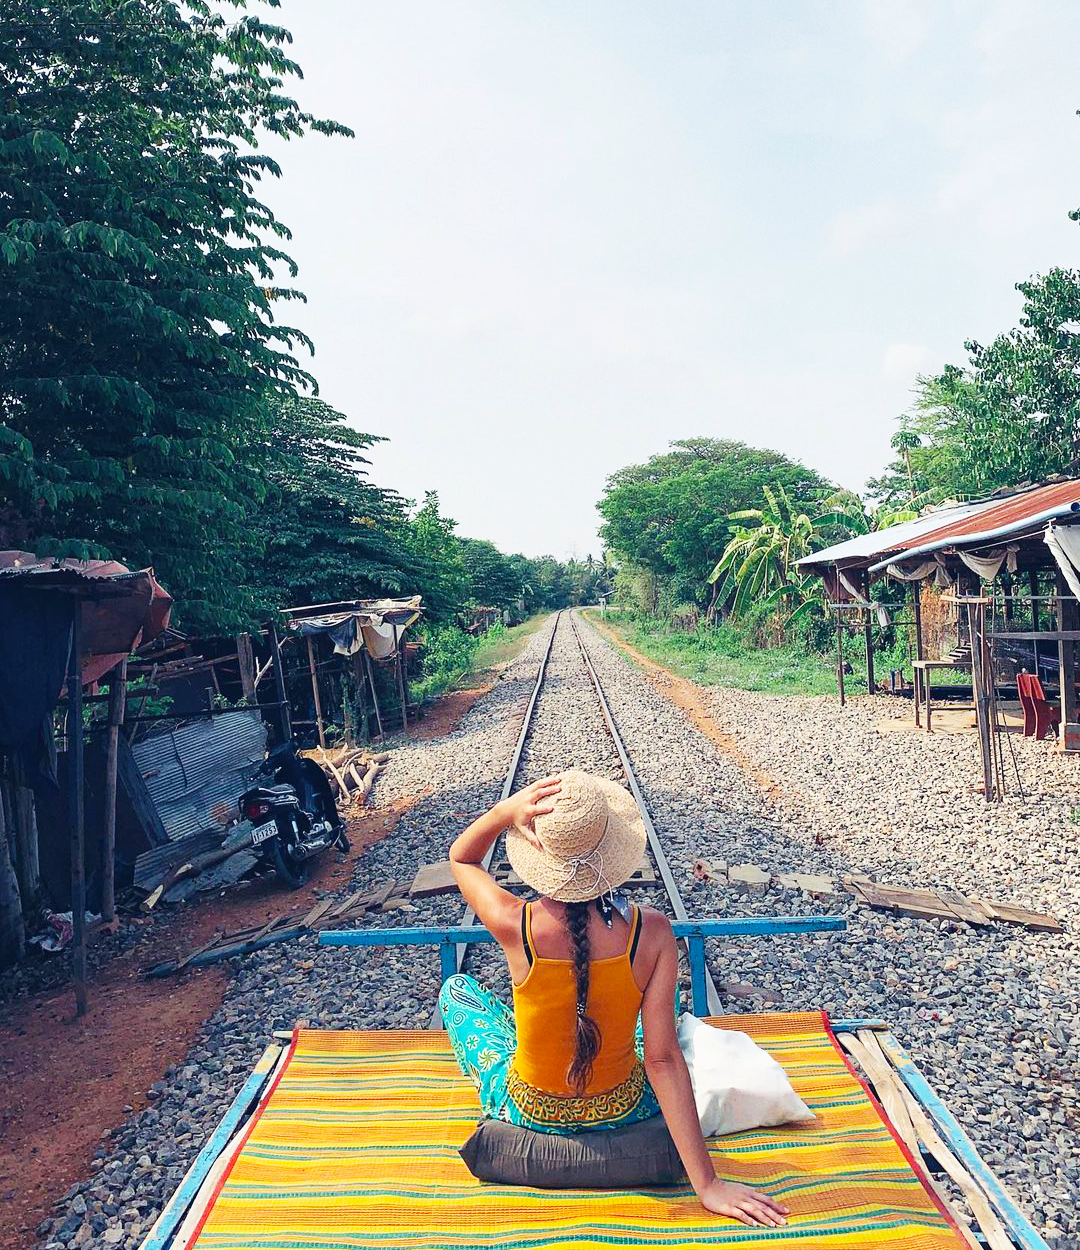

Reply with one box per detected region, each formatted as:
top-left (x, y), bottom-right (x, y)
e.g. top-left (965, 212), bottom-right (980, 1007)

top-left (251, 820), bottom-right (277, 845)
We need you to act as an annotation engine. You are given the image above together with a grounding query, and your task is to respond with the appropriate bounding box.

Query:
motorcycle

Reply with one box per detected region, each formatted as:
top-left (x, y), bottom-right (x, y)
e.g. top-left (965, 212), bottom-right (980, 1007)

top-left (238, 741), bottom-right (350, 887)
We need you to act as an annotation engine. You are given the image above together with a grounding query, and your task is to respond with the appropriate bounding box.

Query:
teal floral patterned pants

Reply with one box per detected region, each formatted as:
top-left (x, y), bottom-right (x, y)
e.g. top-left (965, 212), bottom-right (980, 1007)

top-left (438, 973), bottom-right (660, 1135)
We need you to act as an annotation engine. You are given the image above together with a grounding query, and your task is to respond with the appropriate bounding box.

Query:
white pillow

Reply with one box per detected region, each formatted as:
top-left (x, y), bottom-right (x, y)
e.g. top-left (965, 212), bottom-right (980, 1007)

top-left (676, 1013), bottom-right (816, 1137)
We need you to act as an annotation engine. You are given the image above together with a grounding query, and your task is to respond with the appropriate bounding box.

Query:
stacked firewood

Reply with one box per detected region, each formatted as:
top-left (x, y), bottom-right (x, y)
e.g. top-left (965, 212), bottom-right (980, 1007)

top-left (305, 746), bottom-right (389, 806)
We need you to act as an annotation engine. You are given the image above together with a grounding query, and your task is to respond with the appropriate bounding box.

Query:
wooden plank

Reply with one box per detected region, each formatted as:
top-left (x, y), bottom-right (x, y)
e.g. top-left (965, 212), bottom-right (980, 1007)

top-left (934, 889), bottom-right (992, 925)
top-left (988, 629), bottom-right (1080, 641)
top-left (298, 896), bottom-right (337, 931)
top-left (866, 1033), bottom-right (1013, 1250)
top-left (837, 1034), bottom-right (981, 1250)
top-left (971, 897), bottom-right (1063, 932)
top-left (850, 881), bottom-right (963, 923)
top-left (409, 860), bottom-right (458, 898)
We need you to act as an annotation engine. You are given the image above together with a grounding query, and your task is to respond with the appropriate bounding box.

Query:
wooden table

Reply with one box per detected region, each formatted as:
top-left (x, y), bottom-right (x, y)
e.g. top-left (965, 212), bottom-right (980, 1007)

top-left (911, 658), bottom-right (972, 731)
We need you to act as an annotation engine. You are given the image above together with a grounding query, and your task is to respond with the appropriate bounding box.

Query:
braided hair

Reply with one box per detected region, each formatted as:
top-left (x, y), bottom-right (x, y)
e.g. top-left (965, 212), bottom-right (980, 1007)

top-left (564, 900), bottom-right (602, 1094)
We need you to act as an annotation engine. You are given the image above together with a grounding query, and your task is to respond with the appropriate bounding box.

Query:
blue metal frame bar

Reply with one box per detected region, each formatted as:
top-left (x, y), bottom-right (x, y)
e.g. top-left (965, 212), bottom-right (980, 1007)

top-left (139, 1042), bottom-right (281, 1250)
top-left (877, 1031), bottom-right (1050, 1250)
top-left (320, 916), bottom-right (845, 1017)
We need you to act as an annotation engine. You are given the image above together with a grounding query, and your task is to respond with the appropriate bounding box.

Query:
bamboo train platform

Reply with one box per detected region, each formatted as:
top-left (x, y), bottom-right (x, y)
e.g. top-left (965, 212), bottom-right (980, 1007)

top-left (140, 1009), bottom-right (1048, 1250)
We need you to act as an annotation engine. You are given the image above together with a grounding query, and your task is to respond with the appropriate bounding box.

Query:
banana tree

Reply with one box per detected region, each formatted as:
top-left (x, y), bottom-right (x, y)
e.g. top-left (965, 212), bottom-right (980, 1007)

top-left (706, 484), bottom-right (820, 631)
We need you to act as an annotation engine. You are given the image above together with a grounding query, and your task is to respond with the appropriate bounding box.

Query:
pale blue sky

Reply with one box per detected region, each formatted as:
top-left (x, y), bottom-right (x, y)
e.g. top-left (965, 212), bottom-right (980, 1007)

top-left (262, 1), bottom-right (1080, 558)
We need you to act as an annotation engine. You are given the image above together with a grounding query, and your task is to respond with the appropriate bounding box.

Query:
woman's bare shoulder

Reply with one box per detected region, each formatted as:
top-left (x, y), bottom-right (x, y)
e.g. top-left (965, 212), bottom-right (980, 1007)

top-left (637, 906), bottom-right (675, 946)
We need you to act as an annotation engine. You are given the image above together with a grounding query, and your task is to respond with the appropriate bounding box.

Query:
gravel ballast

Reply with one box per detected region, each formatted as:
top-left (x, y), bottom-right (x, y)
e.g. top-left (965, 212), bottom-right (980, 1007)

top-left (35, 610), bottom-right (1076, 1249)
top-left (575, 614), bottom-right (1077, 1248)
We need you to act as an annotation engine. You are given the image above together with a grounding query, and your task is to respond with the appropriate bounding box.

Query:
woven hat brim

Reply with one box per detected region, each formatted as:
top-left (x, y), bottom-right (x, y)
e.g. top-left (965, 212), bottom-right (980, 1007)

top-left (504, 777), bottom-right (646, 903)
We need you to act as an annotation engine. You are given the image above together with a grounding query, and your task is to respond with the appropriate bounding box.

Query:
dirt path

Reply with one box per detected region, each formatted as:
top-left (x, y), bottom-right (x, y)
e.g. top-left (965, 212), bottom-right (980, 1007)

top-left (0, 800), bottom-right (404, 1250)
top-left (0, 666), bottom-right (505, 1250)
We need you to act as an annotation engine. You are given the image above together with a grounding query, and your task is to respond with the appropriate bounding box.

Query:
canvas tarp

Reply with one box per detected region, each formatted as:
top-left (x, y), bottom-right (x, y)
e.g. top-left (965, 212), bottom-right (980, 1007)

top-left (288, 596), bottom-right (423, 659)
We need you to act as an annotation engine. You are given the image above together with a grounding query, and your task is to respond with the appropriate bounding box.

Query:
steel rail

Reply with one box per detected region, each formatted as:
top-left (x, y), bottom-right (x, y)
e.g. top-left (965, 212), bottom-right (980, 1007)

top-left (569, 611), bottom-right (723, 1015)
top-left (428, 610), bottom-right (561, 1026)
top-left (429, 606), bottom-right (726, 1025)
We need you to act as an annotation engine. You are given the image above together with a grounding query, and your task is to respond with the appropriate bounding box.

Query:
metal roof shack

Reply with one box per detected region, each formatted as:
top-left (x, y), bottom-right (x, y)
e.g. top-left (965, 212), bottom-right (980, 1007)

top-left (866, 479), bottom-right (1080, 573)
top-left (283, 596), bottom-right (425, 744)
top-left (795, 499), bottom-right (995, 573)
top-left (796, 480), bottom-right (1080, 788)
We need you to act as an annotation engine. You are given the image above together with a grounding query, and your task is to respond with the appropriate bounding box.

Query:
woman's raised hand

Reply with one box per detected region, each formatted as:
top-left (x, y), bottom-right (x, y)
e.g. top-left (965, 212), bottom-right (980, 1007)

top-left (698, 1178), bottom-right (789, 1227)
top-left (505, 774), bottom-right (562, 848)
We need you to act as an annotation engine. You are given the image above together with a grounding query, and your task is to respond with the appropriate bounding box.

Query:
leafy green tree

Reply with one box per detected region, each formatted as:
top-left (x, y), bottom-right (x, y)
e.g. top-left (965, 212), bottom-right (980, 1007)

top-left (598, 439), bottom-right (830, 607)
top-left (871, 266), bottom-right (1080, 508)
top-left (0, 0), bottom-right (350, 631)
top-left (406, 492), bottom-right (468, 622)
top-left (708, 484), bottom-right (818, 622)
top-left (256, 397), bottom-right (418, 608)
top-left (459, 537), bottom-right (524, 610)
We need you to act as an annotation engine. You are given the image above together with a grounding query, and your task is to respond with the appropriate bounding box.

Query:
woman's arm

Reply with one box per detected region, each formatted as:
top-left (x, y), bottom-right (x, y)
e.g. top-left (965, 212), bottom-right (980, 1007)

top-left (448, 775), bottom-right (561, 941)
top-left (640, 914), bottom-right (788, 1228)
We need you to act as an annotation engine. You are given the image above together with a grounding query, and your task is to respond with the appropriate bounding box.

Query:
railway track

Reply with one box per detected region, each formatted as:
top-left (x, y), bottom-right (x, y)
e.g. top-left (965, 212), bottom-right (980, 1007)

top-left (432, 608), bottom-right (721, 1026)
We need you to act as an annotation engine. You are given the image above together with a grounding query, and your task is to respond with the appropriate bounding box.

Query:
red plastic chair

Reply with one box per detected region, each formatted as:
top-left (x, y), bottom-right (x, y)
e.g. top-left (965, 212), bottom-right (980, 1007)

top-left (1017, 671), bottom-right (1061, 740)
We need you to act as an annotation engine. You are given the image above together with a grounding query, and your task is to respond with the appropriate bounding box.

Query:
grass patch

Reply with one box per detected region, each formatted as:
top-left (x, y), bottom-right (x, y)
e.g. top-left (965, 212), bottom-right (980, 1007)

top-left (587, 610), bottom-right (843, 696)
top-left (465, 613), bottom-right (550, 682)
top-left (413, 614), bottom-right (550, 703)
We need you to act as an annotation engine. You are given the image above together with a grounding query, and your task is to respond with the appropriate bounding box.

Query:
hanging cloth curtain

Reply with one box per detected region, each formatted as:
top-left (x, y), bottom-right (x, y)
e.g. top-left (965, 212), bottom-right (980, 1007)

top-left (1044, 523), bottom-right (1080, 603)
top-left (884, 559), bottom-right (937, 582)
top-left (884, 556), bottom-right (954, 590)
top-left (954, 545), bottom-right (1019, 582)
top-left (836, 569), bottom-right (891, 628)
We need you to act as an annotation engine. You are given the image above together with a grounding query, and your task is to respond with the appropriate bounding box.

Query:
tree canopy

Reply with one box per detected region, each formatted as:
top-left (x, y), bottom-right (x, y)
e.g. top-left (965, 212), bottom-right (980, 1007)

top-left (871, 267), bottom-right (1080, 508)
top-left (255, 397), bottom-right (419, 610)
top-left (0, 0), bottom-right (350, 630)
top-left (598, 438), bottom-right (831, 604)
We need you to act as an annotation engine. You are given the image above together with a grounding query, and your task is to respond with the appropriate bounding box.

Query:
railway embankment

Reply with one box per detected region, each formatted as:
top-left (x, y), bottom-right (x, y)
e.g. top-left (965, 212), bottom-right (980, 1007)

top-left (29, 609), bottom-right (1077, 1250)
top-left (577, 612), bottom-right (1078, 1248)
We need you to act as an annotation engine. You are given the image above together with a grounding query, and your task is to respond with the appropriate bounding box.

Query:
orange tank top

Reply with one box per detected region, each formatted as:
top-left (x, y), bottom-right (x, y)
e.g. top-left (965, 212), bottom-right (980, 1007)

top-left (511, 902), bottom-right (644, 1097)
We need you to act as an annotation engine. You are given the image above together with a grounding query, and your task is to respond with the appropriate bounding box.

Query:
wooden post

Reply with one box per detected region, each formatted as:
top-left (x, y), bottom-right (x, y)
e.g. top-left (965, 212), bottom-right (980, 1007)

top-left (306, 635), bottom-right (327, 748)
top-left (11, 756), bottom-right (39, 914)
top-left (399, 631), bottom-right (412, 720)
top-left (862, 574), bottom-right (875, 695)
top-left (835, 612), bottom-right (846, 707)
top-left (352, 653), bottom-right (369, 743)
top-left (1028, 569), bottom-right (1041, 681)
top-left (968, 602), bottom-right (995, 800)
top-left (67, 605), bottom-right (88, 1016)
top-left (392, 625), bottom-right (408, 729)
top-left (268, 620), bottom-right (292, 743)
top-left (1055, 572), bottom-right (1078, 750)
top-left (363, 648), bottom-right (384, 739)
top-left (912, 582), bottom-right (925, 728)
top-left (0, 783), bottom-right (24, 966)
top-left (236, 633), bottom-right (256, 704)
top-left (101, 656), bottom-right (127, 926)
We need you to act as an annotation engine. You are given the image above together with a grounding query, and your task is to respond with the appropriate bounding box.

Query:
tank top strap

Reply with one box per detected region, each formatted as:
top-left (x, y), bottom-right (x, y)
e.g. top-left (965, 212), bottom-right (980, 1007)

top-left (626, 905), bottom-right (643, 964)
top-left (520, 901), bottom-right (534, 966)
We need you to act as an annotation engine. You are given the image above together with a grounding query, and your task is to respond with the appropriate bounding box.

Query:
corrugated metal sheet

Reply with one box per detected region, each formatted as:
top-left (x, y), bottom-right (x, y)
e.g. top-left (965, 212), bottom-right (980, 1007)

top-left (796, 500), bottom-right (995, 569)
top-left (132, 829), bottom-right (223, 890)
top-left (132, 710), bottom-right (267, 843)
top-left (886, 479), bottom-right (1080, 552)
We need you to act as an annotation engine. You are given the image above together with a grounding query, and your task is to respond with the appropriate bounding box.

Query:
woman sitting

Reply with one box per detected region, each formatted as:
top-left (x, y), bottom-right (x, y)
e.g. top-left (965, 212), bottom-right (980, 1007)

top-left (439, 769), bottom-right (788, 1229)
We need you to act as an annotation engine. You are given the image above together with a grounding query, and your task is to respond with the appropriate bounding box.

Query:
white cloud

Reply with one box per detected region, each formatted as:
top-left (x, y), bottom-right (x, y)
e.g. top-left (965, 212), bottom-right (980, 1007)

top-left (822, 201), bottom-right (913, 259)
top-left (862, 0), bottom-right (931, 62)
top-left (881, 343), bottom-right (938, 386)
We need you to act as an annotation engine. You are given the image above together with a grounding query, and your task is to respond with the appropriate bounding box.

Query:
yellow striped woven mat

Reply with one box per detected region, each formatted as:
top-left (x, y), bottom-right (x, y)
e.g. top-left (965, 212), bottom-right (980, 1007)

top-left (185, 1011), bottom-right (965, 1249)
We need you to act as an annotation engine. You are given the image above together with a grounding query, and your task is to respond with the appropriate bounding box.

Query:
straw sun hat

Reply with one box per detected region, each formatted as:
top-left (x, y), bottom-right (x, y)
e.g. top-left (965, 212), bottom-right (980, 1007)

top-left (505, 769), bottom-right (646, 903)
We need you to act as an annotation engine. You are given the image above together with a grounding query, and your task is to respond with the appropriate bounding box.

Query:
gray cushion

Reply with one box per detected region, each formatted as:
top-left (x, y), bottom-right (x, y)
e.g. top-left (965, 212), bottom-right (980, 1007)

top-left (458, 1116), bottom-right (686, 1188)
